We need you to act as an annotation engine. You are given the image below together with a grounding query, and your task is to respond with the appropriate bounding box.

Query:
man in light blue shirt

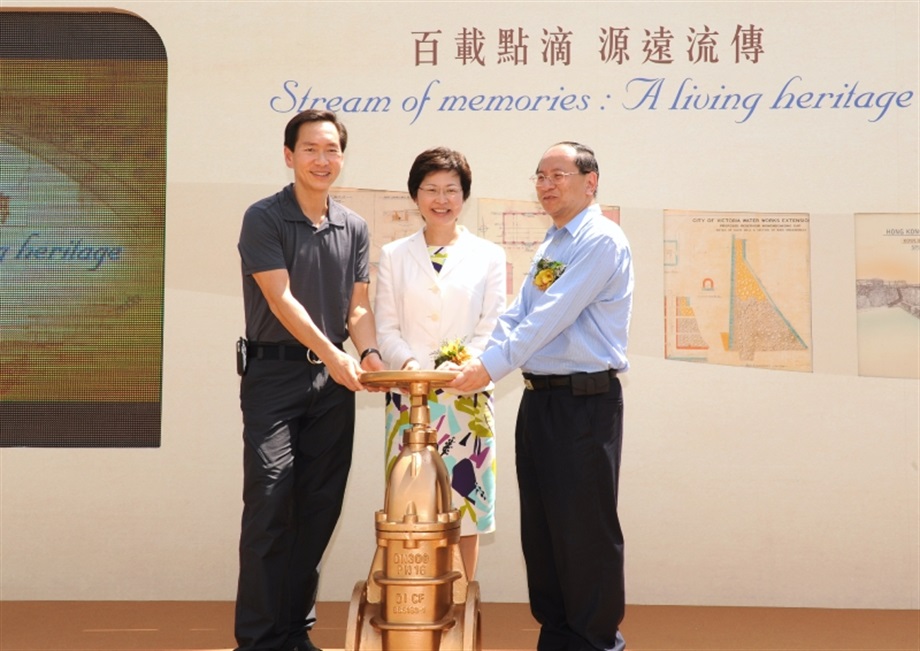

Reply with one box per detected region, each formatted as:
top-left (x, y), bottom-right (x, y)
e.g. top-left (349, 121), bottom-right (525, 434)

top-left (452, 141), bottom-right (633, 651)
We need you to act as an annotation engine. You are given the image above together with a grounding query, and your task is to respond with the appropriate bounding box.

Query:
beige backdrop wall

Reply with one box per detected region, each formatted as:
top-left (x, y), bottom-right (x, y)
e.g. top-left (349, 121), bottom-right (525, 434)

top-left (1, 0), bottom-right (918, 610)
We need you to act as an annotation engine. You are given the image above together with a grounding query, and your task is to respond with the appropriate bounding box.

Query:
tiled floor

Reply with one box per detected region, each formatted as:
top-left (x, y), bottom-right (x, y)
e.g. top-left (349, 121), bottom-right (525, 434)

top-left (0, 600), bottom-right (918, 650)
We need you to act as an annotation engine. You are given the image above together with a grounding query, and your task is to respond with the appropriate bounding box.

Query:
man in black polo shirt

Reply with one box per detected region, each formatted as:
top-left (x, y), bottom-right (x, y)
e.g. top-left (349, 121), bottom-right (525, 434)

top-left (235, 110), bottom-right (384, 651)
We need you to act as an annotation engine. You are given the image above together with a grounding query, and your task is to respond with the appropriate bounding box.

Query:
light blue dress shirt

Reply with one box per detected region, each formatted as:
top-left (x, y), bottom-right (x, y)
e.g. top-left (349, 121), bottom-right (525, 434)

top-left (480, 203), bottom-right (634, 381)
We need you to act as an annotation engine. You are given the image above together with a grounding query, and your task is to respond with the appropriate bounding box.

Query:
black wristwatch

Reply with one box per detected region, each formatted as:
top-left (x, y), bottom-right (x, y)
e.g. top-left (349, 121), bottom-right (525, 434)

top-left (360, 347), bottom-right (381, 363)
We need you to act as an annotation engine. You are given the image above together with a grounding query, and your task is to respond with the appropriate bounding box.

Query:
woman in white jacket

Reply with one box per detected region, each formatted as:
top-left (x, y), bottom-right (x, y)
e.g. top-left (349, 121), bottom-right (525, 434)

top-left (375, 147), bottom-right (506, 579)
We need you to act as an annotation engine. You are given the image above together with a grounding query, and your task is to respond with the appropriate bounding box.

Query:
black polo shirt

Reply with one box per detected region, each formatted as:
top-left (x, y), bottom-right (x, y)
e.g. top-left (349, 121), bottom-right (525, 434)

top-left (238, 184), bottom-right (370, 344)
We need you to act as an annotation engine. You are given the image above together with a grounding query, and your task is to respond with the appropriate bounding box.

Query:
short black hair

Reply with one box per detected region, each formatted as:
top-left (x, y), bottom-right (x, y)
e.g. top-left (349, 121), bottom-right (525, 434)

top-left (553, 141), bottom-right (598, 177)
top-left (283, 110), bottom-right (348, 152)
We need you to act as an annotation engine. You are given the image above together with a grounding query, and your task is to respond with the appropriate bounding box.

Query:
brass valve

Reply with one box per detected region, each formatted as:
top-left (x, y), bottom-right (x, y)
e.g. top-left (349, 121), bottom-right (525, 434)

top-left (345, 371), bottom-right (481, 651)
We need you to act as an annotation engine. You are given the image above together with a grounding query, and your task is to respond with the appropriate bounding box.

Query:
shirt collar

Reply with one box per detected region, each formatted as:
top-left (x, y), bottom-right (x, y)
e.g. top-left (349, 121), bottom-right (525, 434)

top-left (281, 184), bottom-right (345, 227)
top-left (547, 202), bottom-right (600, 238)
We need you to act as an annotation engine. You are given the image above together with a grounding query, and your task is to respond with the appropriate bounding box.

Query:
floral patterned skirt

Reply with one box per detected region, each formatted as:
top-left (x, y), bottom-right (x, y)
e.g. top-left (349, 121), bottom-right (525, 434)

top-left (384, 388), bottom-right (496, 535)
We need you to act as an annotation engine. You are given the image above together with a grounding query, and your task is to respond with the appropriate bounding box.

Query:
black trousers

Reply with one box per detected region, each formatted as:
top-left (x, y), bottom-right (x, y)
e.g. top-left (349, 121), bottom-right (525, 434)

top-left (235, 359), bottom-right (355, 651)
top-left (515, 376), bottom-right (626, 651)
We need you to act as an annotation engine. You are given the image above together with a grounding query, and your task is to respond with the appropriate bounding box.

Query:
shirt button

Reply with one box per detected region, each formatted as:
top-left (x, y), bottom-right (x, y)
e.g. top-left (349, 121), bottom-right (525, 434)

top-left (430, 313), bottom-right (440, 322)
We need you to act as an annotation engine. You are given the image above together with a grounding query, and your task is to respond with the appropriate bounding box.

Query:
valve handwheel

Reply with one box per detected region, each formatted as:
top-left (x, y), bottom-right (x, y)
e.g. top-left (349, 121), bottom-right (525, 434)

top-left (360, 370), bottom-right (458, 394)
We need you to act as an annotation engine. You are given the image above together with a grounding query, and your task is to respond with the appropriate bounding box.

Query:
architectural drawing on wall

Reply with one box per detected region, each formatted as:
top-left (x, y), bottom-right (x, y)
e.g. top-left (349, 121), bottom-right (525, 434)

top-left (663, 210), bottom-right (813, 372)
top-left (854, 212), bottom-right (920, 379)
top-left (664, 296), bottom-right (710, 361)
top-left (479, 198), bottom-right (619, 298)
top-left (331, 187), bottom-right (420, 257)
top-left (330, 187), bottom-right (420, 300)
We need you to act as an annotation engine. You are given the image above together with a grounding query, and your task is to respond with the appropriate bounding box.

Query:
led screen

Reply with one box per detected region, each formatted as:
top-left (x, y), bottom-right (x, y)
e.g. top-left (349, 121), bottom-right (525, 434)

top-left (0, 10), bottom-right (167, 446)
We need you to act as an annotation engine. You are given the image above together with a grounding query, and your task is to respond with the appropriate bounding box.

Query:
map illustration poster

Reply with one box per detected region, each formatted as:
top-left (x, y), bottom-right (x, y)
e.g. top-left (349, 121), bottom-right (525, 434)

top-left (664, 210), bottom-right (813, 372)
top-left (855, 213), bottom-right (920, 379)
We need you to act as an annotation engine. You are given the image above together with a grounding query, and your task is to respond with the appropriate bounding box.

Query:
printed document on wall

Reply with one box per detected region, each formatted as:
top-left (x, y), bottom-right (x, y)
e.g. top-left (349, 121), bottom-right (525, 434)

top-left (663, 210), bottom-right (813, 372)
top-left (855, 213), bottom-right (920, 379)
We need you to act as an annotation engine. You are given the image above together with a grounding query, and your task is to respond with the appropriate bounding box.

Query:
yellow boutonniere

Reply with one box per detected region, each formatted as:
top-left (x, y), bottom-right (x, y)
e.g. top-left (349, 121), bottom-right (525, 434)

top-left (433, 337), bottom-right (471, 367)
top-left (533, 257), bottom-right (566, 291)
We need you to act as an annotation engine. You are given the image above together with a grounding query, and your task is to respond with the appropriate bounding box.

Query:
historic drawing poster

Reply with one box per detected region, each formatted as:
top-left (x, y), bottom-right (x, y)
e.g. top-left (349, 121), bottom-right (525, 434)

top-left (664, 210), bottom-right (813, 372)
top-left (330, 187), bottom-right (419, 301)
top-left (855, 213), bottom-right (920, 379)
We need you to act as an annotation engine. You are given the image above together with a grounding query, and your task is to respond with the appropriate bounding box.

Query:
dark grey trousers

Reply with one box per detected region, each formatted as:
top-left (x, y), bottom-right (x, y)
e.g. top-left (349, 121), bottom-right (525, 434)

top-left (235, 359), bottom-right (355, 651)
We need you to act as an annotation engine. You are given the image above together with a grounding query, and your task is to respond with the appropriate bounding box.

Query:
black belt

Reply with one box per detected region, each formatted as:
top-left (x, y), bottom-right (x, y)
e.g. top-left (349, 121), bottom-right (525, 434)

top-left (247, 341), bottom-right (343, 365)
top-left (523, 369), bottom-right (618, 395)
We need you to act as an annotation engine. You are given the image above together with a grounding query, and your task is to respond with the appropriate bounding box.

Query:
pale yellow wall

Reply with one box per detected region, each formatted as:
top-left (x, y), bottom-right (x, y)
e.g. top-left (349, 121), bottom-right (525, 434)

top-left (0, 0), bottom-right (917, 608)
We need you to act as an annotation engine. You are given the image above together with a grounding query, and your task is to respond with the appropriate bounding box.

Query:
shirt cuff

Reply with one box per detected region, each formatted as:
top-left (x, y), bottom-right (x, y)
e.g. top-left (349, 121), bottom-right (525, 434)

top-left (480, 347), bottom-right (514, 384)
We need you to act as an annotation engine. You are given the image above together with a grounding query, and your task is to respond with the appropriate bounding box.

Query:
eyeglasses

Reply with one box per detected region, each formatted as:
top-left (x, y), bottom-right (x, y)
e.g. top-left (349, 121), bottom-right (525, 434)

top-left (418, 185), bottom-right (462, 199)
top-left (529, 171), bottom-right (583, 186)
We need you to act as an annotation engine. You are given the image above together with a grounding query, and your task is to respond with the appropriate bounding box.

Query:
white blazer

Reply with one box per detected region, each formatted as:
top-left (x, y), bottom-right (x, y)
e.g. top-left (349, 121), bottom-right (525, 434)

top-left (375, 226), bottom-right (507, 388)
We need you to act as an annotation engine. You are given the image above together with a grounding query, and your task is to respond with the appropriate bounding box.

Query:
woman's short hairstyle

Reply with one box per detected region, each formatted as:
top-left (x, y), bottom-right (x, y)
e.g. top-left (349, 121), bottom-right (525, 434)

top-left (407, 147), bottom-right (472, 200)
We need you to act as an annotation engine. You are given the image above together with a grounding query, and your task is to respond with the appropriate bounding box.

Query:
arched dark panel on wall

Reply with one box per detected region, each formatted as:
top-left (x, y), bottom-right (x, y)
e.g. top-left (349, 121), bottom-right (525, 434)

top-left (0, 10), bottom-right (167, 447)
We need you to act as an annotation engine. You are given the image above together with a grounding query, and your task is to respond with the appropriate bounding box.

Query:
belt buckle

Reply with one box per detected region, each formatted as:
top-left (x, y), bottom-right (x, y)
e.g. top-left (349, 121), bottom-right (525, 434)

top-left (523, 378), bottom-right (534, 391)
top-left (306, 349), bottom-right (323, 365)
